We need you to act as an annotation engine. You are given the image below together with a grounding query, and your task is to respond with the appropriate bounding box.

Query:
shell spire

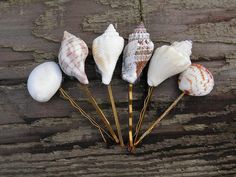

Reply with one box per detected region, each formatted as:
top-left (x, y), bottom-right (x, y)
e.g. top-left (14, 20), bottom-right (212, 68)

top-left (92, 24), bottom-right (124, 85)
top-left (147, 40), bottom-right (192, 87)
top-left (133, 22), bottom-right (146, 33)
top-left (58, 31), bottom-right (89, 84)
top-left (178, 64), bottom-right (214, 96)
top-left (122, 22), bottom-right (154, 84)
top-left (103, 24), bottom-right (119, 36)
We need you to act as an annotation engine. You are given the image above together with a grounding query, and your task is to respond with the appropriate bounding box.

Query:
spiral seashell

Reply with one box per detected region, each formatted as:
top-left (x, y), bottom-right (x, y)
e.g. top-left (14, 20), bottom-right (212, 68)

top-left (122, 22), bottom-right (154, 84)
top-left (27, 62), bottom-right (62, 102)
top-left (58, 31), bottom-right (89, 84)
top-left (148, 40), bottom-right (192, 87)
top-left (92, 24), bottom-right (124, 85)
top-left (178, 64), bottom-right (214, 96)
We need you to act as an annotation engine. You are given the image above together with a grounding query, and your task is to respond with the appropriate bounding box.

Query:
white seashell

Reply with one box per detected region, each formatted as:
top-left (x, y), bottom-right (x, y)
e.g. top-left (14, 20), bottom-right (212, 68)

top-left (148, 40), bottom-right (192, 87)
top-left (27, 62), bottom-right (62, 102)
top-left (122, 22), bottom-right (154, 84)
top-left (92, 24), bottom-right (124, 85)
top-left (58, 31), bottom-right (89, 85)
top-left (178, 64), bottom-right (214, 96)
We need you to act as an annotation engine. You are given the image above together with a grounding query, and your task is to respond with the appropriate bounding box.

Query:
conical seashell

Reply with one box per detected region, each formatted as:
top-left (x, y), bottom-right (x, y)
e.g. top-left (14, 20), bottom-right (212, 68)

top-left (148, 40), bottom-right (192, 87)
top-left (178, 64), bottom-right (214, 96)
top-left (27, 62), bottom-right (62, 102)
top-left (122, 22), bottom-right (154, 84)
top-left (58, 31), bottom-right (89, 84)
top-left (92, 24), bottom-right (124, 85)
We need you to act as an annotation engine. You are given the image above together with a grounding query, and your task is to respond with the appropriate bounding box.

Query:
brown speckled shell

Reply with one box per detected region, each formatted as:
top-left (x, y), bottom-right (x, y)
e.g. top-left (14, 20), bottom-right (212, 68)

top-left (122, 22), bottom-right (154, 84)
top-left (58, 31), bottom-right (89, 84)
top-left (178, 64), bottom-right (214, 96)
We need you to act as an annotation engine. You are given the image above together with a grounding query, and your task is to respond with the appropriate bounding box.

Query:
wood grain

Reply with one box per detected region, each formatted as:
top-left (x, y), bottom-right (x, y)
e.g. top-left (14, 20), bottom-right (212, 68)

top-left (0, 0), bottom-right (235, 176)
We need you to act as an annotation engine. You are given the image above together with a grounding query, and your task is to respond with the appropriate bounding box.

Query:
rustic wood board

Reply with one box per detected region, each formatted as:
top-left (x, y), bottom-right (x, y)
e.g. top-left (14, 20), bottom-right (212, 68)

top-left (0, 0), bottom-right (235, 176)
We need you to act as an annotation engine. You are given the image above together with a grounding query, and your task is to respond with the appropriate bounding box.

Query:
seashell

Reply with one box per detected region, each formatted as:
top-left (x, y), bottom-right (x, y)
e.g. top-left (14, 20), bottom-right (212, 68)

top-left (27, 61), bottom-right (62, 102)
top-left (122, 22), bottom-right (154, 84)
top-left (58, 31), bottom-right (89, 85)
top-left (92, 24), bottom-right (124, 85)
top-left (178, 64), bottom-right (214, 96)
top-left (148, 40), bottom-right (192, 87)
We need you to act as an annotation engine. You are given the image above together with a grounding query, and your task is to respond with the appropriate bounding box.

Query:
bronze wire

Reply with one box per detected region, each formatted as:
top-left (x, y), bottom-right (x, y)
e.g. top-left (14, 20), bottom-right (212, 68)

top-left (107, 84), bottom-right (124, 146)
top-left (80, 84), bottom-right (119, 143)
top-left (134, 91), bottom-right (185, 146)
top-left (134, 86), bottom-right (154, 143)
top-left (60, 81), bottom-right (185, 148)
top-left (128, 83), bottom-right (134, 149)
top-left (59, 87), bottom-right (114, 143)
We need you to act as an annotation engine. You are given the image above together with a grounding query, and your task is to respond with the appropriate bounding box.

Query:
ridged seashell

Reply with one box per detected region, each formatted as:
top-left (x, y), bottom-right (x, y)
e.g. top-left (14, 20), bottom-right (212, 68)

top-left (92, 24), bottom-right (124, 85)
top-left (122, 22), bottom-right (154, 84)
top-left (58, 31), bottom-right (89, 84)
top-left (148, 40), bottom-right (192, 87)
top-left (178, 64), bottom-right (214, 96)
top-left (27, 62), bottom-right (62, 102)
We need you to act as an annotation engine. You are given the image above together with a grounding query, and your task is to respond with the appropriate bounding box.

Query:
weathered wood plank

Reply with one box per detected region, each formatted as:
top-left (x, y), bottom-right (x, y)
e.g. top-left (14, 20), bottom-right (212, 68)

top-left (142, 0), bottom-right (236, 59)
top-left (0, 0), bottom-right (235, 176)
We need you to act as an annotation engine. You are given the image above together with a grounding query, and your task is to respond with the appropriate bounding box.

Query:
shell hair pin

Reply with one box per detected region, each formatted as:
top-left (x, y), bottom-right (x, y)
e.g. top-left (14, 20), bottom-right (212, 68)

top-left (27, 61), bottom-right (112, 143)
top-left (27, 22), bottom-right (214, 152)
top-left (122, 21), bottom-right (154, 150)
top-left (93, 24), bottom-right (124, 146)
top-left (134, 40), bottom-right (192, 145)
top-left (135, 64), bottom-right (214, 146)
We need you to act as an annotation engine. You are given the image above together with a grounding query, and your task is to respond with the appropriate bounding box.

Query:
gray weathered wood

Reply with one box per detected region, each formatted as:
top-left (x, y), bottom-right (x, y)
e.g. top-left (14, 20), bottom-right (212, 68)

top-left (0, 0), bottom-right (235, 176)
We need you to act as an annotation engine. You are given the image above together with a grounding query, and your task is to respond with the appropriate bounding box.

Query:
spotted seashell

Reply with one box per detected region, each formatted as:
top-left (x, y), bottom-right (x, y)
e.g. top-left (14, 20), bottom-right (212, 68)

top-left (58, 31), bottom-right (89, 84)
top-left (27, 62), bottom-right (62, 102)
top-left (178, 64), bottom-right (214, 96)
top-left (148, 40), bottom-right (192, 87)
top-left (92, 24), bottom-right (124, 85)
top-left (122, 22), bottom-right (154, 84)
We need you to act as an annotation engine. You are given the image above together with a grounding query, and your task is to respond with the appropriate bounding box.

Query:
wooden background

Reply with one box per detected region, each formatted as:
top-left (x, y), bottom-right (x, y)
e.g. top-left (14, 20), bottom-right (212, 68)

top-left (0, 0), bottom-right (236, 176)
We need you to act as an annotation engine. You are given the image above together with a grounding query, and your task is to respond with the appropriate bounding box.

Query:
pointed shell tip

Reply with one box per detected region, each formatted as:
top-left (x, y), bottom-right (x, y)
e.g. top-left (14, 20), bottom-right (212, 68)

top-left (63, 31), bottom-right (72, 39)
top-left (106, 24), bottom-right (116, 31)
